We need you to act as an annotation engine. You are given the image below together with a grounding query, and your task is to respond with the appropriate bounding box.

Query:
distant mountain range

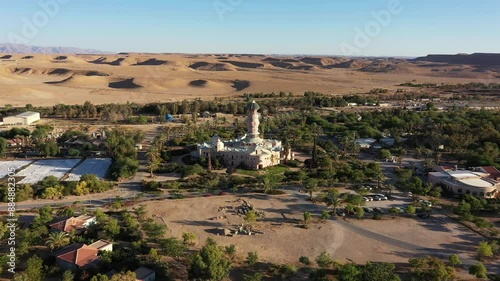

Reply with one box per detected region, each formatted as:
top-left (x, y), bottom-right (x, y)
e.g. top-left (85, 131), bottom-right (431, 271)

top-left (413, 53), bottom-right (500, 66)
top-left (0, 43), bottom-right (108, 54)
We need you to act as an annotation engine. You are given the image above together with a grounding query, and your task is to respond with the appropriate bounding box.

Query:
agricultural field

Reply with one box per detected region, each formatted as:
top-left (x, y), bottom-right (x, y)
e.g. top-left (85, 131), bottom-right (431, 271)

top-left (0, 160), bottom-right (33, 179)
top-left (17, 159), bottom-right (81, 184)
top-left (64, 158), bottom-right (112, 181)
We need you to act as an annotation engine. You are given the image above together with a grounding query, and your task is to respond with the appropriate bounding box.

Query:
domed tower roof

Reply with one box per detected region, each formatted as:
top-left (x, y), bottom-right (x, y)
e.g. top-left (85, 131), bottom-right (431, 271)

top-left (247, 100), bottom-right (260, 111)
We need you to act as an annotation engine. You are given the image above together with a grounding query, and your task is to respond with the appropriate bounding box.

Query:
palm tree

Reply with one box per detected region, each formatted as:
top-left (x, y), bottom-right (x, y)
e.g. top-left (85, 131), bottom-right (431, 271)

top-left (304, 178), bottom-right (319, 201)
top-left (146, 145), bottom-right (161, 177)
top-left (45, 232), bottom-right (70, 250)
top-left (321, 189), bottom-right (341, 215)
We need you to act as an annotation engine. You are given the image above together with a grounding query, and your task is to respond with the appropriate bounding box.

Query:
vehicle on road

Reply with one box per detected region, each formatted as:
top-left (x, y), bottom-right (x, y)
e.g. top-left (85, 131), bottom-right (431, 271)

top-left (405, 192), bottom-right (413, 197)
top-left (336, 208), bottom-right (346, 217)
top-left (373, 207), bottom-right (384, 214)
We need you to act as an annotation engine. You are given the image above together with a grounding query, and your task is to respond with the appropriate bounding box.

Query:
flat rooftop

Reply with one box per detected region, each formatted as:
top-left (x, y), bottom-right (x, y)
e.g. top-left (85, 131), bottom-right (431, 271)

top-left (13, 111), bottom-right (39, 118)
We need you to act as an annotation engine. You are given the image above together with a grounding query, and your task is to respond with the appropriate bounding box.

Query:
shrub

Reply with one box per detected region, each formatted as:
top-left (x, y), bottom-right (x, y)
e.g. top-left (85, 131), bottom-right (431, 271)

top-left (299, 256), bottom-right (311, 266)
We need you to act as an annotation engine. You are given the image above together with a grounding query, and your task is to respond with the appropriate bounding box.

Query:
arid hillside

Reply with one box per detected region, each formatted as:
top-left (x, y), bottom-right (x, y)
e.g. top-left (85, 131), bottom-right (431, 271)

top-left (1, 53), bottom-right (499, 106)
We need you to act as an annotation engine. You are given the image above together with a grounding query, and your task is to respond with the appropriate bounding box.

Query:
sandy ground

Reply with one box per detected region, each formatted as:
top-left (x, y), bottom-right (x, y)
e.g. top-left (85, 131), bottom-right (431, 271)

top-left (144, 193), bottom-right (488, 266)
top-left (1, 53), bottom-right (499, 106)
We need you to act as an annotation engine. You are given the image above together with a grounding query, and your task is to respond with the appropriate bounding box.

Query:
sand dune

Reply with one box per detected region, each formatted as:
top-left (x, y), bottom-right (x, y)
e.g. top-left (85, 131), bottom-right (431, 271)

top-left (133, 58), bottom-right (169, 66)
top-left (189, 62), bottom-right (234, 71)
top-left (0, 52), bottom-right (499, 106)
top-left (222, 60), bottom-right (264, 69)
top-left (232, 80), bottom-right (250, 91)
top-left (108, 78), bottom-right (142, 89)
top-left (300, 57), bottom-right (340, 66)
top-left (189, 79), bottom-right (208, 87)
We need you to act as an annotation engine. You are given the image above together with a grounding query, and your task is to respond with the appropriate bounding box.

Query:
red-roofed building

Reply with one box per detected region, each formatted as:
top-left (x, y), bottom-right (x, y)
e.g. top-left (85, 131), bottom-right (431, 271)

top-left (54, 244), bottom-right (100, 271)
top-left (478, 166), bottom-right (500, 181)
top-left (49, 215), bottom-right (96, 234)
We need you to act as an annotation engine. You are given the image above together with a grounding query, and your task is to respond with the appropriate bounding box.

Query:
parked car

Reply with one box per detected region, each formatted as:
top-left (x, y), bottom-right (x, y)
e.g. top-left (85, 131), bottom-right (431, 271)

top-left (417, 213), bottom-right (431, 219)
top-left (363, 197), bottom-right (371, 202)
top-left (335, 208), bottom-right (346, 217)
top-left (373, 207), bottom-right (384, 214)
top-left (373, 196), bottom-right (382, 201)
top-left (363, 207), bottom-right (373, 213)
top-left (404, 192), bottom-right (413, 197)
top-left (421, 200), bottom-right (432, 207)
top-left (375, 194), bottom-right (388, 199)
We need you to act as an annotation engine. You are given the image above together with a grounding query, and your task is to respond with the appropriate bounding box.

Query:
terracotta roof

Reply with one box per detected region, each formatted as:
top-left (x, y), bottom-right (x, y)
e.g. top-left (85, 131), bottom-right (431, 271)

top-left (482, 166), bottom-right (500, 179)
top-left (50, 217), bottom-right (85, 232)
top-left (49, 216), bottom-right (95, 233)
top-left (56, 244), bottom-right (100, 267)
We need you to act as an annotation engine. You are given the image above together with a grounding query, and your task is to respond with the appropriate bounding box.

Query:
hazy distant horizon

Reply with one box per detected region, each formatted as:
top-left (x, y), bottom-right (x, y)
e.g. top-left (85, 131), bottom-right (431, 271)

top-left (1, 1), bottom-right (499, 57)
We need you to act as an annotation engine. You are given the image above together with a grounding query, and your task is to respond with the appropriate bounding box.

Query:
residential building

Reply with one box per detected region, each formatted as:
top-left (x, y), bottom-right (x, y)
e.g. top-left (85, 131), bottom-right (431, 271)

top-left (195, 101), bottom-right (293, 170)
top-left (54, 244), bottom-right (100, 271)
top-left (54, 240), bottom-right (113, 271)
top-left (89, 240), bottom-right (113, 252)
top-left (2, 111), bottom-right (40, 126)
top-left (49, 215), bottom-right (96, 234)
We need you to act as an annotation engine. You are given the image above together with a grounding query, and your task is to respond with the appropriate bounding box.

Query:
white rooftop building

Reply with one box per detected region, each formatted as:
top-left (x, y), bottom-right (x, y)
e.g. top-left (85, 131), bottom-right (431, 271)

top-left (2, 111), bottom-right (40, 126)
top-left (428, 168), bottom-right (499, 199)
top-left (195, 101), bottom-right (293, 170)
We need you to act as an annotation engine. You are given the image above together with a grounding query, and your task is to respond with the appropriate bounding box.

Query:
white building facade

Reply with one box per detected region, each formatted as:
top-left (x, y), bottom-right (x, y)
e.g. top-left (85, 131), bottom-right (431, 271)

top-left (2, 111), bottom-right (40, 125)
top-left (195, 101), bottom-right (293, 170)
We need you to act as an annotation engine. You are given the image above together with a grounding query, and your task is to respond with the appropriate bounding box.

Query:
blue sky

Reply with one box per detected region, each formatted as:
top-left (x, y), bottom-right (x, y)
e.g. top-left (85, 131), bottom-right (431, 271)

top-left (0, 0), bottom-right (498, 56)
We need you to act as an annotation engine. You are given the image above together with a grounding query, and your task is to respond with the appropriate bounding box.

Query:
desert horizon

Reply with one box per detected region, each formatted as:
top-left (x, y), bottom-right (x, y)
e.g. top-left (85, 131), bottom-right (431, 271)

top-left (1, 51), bottom-right (499, 107)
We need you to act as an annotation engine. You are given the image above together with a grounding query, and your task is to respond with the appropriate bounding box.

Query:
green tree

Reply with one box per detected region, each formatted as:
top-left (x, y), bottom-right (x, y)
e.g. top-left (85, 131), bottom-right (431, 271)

top-left (25, 256), bottom-right (44, 281)
top-left (242, 273), bottom-right (263, 281)
top-left (361, 262), bottom-right (401, 281)
top-left (339, 263), bottom-right (361, 281)
top-left (303, 211), bottom-right (312, 227)
top-left (45, 232), bottom-right (70, 250)
top-left (406, 205), bottom-right (416, 215)
top-left (90, 274), bottom-right (110, 281)
top-left (448, 254), bottom-right (462, 267)
top-left (321, 189), bottom-right (341, 215)
top-left (188, 238), bottom-right (232, 281)
top-left (315, 251), bottom-right (333, 269)
top-left (409, 256), bottom-right (456, 281)
top-left (33, 206), bottom-right (53, 227)
top-left (321, 210), bottom-right (331, 221)
top-left (36, 141), bottom-right (60, 156)
top-left (245, 210), bottom-right (258, 224)
top-left (110, 271), bottom-right (136, 281)
top-left (469, 262), bottom-right (487, 279)
top-left (356, 206), bottom-right (365, 219)
top-left (246, 251), bottom-right (259, 267)
top-left (224, 244), bottom-right (236, 260)
top-left (159, 237), bottom-right (186, 258)
top-left (182, 232), bottom-right (197, 246)
top-left (104, 218), bottom-right (120, 238)
top-left (477, 241), bottom-right (493, 260)
top-left (0, 137), bottom-right (7, 158)
top-left (304, 178), bottom-right (319, 200)
top-left (62, 270), bottom-right (75, 281)
top-left (299, 256), bottom-right (311, 265)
